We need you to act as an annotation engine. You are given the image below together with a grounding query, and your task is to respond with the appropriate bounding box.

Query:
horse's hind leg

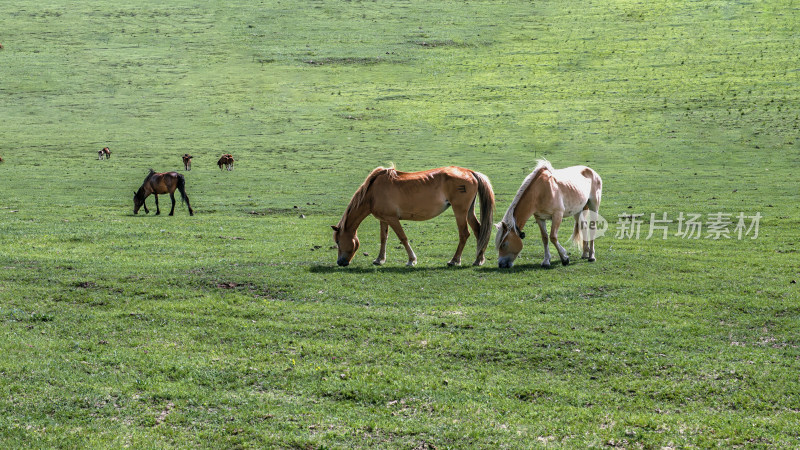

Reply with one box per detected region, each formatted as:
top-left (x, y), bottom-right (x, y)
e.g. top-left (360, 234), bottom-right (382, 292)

top-left (169, 193), bottom-right (176, 216)
top-left (373, 221), bottom-right (388, 266)
top-left (575, 212), bottom-right (591, 259)
top-left (387, 219), bottom-right (417, 267)
top-left (587, 199), bottom-right (599, 262)
top-left (447, 212), bottom-right (470, 266)
top-left (154, 194), bottom-right (160, 215)
top-left (549, 212), bottom-right (570, 266)
top-left (467, 206), bottom-right (484, 266)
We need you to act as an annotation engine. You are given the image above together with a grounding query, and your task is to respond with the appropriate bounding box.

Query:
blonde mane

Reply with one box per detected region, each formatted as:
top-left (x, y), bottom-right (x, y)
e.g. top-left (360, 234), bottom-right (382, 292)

top-left (495, 159), bottom-right (553, 248)
top-left (339, 166), bottom-right (397, 229)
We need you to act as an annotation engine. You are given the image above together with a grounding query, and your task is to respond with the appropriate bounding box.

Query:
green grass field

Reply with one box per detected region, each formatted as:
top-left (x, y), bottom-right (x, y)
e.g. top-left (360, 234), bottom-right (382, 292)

top-left (1, 0), bottom-right (799, 447)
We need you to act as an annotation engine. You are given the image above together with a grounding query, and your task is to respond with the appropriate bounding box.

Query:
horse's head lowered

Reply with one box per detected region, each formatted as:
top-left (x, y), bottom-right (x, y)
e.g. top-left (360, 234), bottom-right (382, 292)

top-left (495, 221), bottom-right (525, 268)
top-left (133, 189), bottom-right (147, 214)
top-left (331, 225), bottom-right (359, 267)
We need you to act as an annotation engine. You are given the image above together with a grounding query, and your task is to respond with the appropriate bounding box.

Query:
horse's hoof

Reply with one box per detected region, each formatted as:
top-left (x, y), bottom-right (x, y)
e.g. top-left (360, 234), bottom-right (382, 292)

top-left (588, 257), bottom-right (596, 262)
top-left (447, 260), bottom-right (460, 266)
top-left (472, 259), bottom-right (485, 267)
top-left (372, 259), bottom-right (385, 266)
top-left (406, 260), bottom-right (417, 267)
top-left (169, 213), bottom-right (174, 216)
top-left (541, 263), bottom-right (551, 269)
top-left (561, 258), bottom-right (570, 266)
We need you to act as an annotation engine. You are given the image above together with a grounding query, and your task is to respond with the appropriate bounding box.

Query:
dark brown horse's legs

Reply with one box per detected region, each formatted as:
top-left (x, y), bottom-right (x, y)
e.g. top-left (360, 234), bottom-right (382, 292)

top-left (154, 194), bottom-right (160, 215)
top-left (169, 193), bottom-right (176, 216)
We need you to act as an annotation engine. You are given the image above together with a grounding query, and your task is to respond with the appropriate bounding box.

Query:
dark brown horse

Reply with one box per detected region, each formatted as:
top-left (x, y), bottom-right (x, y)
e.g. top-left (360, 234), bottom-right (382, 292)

top-left (98, 147), bottom-right (111, 160)
top-left (217, 154), bottom-right (234, 171)
top-left (133, 169), bottom-right (194, 216)
top-left (182, 153), bottom-right (193, 171)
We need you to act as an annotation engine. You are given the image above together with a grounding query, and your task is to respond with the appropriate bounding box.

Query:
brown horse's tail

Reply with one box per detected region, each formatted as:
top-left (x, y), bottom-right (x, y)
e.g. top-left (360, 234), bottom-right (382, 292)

top-left (176, 173), bottom-right (194, 215)
top-left (471, 171), bottom-right (496, 256)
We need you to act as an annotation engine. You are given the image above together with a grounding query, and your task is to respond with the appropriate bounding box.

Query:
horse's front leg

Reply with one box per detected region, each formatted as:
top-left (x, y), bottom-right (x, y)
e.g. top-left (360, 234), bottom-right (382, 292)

top-left (448, 213), bottom-right (471, 266)
top-left (549, 212), bottom-right (570, 266)
top-left (154, 194), bottom-right (160, 215)
top-left (536, 219), bottom-right (551, 268)
top-left (169, 193), bottom-right (176, 216)
top-left (373, 221), bottom-right (388, 266)
top-left (387, 219), bottom-right (416, 266)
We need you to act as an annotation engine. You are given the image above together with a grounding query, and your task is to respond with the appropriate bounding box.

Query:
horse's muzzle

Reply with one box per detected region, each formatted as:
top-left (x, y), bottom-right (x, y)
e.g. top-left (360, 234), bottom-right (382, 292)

top-left (497, 258), bottom-right (514, 269)
top-left (337, 258), bottom-right (350, 267)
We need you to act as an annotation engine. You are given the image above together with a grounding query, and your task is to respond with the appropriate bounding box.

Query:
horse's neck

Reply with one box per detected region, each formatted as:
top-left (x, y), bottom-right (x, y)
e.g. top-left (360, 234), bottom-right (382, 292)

top-left (342, 199), bottom-right (372, 233)
top-left (513, 183), bottom-right (538, 229)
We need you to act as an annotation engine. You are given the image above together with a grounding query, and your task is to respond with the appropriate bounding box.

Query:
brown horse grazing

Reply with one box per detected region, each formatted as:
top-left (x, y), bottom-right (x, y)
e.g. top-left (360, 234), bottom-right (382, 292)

top-left (133, 169), bottom-right (194, 216)
top-left (217, 154), bottom-right (234, 171)
top-left (495, 160), bottom-right (602, 269)
top-left (182, 153), bottom-right (193, 171)
top-left (332, 166), bottom-right (495, 267)
top-left (98, 147), bottom-right (111, 160)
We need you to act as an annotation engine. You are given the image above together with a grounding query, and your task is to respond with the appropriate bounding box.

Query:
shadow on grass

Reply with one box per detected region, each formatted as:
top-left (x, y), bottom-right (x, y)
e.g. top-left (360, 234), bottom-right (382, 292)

top-left (475, 260), bottom-right (574, 273)
top-left (309, 264), bottom-right (471, 274)
top-left (309, 260), bottom-right (575, 274)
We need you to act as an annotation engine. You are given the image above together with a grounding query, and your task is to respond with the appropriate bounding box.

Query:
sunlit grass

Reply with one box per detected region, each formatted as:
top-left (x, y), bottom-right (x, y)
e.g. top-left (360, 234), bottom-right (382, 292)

top-left (1, 0), bottom-right (799, 447)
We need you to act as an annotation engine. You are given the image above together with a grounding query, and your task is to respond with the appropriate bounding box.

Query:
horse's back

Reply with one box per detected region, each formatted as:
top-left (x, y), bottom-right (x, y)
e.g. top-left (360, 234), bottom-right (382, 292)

top-left (147, 171), bottom-right (181, 194)
top-left (369, 166), bottom-right (477, 220)
top-left (548, 165), bottom-right (601, 213)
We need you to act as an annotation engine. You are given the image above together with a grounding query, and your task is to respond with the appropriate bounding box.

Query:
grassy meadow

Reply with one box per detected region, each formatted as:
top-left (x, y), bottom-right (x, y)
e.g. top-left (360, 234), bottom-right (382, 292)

top-left (1, 0), bottom-right (799, 447)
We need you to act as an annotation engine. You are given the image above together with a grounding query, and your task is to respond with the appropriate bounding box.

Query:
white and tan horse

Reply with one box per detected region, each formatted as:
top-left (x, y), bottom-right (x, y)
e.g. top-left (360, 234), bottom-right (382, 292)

top-left (333, 166), bottom-right (495, 267)
top-left (495, 160), bottom-right (602, 268)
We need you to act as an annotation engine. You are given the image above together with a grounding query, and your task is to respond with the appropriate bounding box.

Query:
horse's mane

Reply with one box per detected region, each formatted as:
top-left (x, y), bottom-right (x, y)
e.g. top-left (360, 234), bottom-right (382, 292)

top-left (136, 169), bottom-right (156, 196)
top-left (338, 165), bottom-right (396, 229)
top-left (495, 159), bottom-right (553, 248)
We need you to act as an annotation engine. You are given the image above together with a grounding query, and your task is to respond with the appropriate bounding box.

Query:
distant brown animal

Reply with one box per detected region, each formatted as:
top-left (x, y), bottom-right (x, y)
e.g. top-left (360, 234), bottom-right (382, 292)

top-left (217, 154), bottom-right (234, 171)
top-left (0, 156), bottom-right (4, 162)
top-left (98, 147), bottom-right (111, 160)
top-left (133, 169), bottom-right (194, 216)
top-left (182, 153), bottom-right (193, 171)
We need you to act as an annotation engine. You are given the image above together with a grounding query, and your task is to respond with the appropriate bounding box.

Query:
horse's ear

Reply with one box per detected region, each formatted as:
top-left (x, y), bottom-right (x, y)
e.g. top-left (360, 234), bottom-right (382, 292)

top-left (331, 226), bottom-right (340, 232)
